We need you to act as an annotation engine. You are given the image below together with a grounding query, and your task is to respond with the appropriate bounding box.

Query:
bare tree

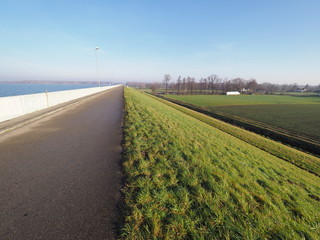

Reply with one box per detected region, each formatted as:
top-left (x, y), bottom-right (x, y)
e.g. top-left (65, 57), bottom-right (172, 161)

top-left (190, 77), bottom-right (196, 95)
top-left (246, 79), bottom-right (258, 93)
top-left (231, 78), bottom-right (245, 92)
top-left (163, 74), bottom-right (171, 94)
top-left (176, 75), bottom-right (182, 95)
top-left (182, 77), bottom-right (186, 94)
top-left (150, 82), bottom-right (161, 93)
top-left (157, 73), bottom-right (318, 96)
top-left (208, 74), bottom-right (218, 94)
top-left (199, 78), bottom-right (204, 95)
top-left (260, 82), bottom-right (278, 94)
top-left (186, 77), bottom-right (192, 94)
top-left (203, 78), bottom-right (208, 94)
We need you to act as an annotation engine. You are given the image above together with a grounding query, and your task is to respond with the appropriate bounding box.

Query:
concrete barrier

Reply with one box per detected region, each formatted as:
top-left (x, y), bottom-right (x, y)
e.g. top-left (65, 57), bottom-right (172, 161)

top-left (0, 85), bottom-right (120, 122)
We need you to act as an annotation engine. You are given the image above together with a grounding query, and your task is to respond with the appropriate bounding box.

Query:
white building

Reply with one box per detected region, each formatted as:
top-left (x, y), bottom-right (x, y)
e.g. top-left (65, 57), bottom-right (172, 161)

top-left (226, 91), bottom-right (240, 95)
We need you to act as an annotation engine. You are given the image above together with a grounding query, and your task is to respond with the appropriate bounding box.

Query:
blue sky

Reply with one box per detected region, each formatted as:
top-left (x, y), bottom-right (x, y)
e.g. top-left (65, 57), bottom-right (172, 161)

top-left (0, 0), bottom-right (319, 84)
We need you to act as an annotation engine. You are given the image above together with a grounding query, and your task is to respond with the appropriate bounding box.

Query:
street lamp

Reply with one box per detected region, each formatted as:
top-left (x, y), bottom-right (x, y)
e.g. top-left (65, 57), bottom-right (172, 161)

top-left (95, 47), bottom-right (100, 87)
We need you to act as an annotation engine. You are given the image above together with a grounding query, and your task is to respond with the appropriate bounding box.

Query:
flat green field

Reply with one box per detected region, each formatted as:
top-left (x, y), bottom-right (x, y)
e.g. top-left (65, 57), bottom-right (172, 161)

top-left (122, 88), bottom-right (320, 239)
top-left (279, 92), bottom-right (320, 96)
top-left (168, 95), bottom-right (320, 138)
top-left (168, 94), bottom-right (320, 106)
top-left (212, 104), bottom-right (320, 139)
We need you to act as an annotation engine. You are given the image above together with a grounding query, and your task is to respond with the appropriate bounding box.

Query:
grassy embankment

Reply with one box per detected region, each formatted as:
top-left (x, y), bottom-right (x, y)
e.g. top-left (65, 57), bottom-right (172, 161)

top-left (164, 94), bottom-right (320, 156)
top-left (122, 88), bottom-right (320, 239)
top-left (154, 94), bottom-right (320, 176)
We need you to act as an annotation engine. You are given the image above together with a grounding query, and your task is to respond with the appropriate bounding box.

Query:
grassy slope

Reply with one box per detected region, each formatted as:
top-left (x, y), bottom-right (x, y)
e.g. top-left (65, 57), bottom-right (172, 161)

top-left (211, 104), bottom-right (320, 138)
top-left (168, 94), bottom-right (320, 106)
top-left (122, 88), bottom-right (320, 239)
top-left (155, 95), bottom-right (320, 176)
top-left (168, 94), bottom-right (320, 141)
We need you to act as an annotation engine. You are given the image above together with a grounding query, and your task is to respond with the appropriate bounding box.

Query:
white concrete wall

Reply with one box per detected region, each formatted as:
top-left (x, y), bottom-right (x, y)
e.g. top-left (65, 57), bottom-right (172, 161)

top-left (0, 85), bottom-right (120, 123)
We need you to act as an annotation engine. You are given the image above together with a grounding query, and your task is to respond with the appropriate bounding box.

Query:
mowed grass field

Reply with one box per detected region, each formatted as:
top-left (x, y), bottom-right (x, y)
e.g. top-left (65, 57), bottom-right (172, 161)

top-left (122, 88), bottom-right (320, 239)
top-left (168, 95), bottom-right (320, 138)
top-left (212, 104), bottom-right (320, 139)
top-left (168, 94), bottom-right (320, 106)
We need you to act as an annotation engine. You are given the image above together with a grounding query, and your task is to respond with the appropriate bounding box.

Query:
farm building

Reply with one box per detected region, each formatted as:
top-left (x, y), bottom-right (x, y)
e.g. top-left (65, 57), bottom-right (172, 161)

top-left (226, 91), bottom-right (240, 95)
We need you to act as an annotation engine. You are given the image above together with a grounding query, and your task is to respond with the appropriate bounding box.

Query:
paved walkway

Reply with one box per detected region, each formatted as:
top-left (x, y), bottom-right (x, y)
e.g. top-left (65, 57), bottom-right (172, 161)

top-left (0, 86), bottom-right (123, 240)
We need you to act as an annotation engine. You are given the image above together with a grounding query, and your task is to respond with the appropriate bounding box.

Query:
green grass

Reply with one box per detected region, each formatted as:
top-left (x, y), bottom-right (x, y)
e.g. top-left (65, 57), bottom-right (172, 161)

top-left (280, 92), bottom-right (320, 96)
top-left (122, 88), bottom-right (320, 239)
top-left (167, 94), bottom-right (320, 140)
top-left (168, 94), bottom-right (320, 106)
top-left (155, 95), bottom-right (320, 176)
top-left (211, 104), bottom-right (320, 139)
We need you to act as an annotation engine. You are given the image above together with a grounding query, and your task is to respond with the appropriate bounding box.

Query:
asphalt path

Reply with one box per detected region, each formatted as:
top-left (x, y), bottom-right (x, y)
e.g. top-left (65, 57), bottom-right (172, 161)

top-left (0, 86), bottom-right (123, 240)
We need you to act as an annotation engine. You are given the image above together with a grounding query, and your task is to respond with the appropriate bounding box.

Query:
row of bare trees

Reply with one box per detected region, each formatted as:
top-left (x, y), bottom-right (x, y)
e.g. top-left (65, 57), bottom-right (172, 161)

top-left (157, 74), bottom-right (259, 95)
top-left (127, 74), bottom-right (319, 95)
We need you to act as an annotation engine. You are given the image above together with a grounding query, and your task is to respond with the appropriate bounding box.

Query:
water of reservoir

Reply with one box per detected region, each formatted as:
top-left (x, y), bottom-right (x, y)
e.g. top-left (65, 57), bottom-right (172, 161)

top-left (0, 83), bottom-right (102, 98)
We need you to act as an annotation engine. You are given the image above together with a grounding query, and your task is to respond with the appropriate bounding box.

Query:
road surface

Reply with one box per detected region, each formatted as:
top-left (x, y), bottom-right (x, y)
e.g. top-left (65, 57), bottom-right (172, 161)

top-left (0, 86), bottom-right (123, 240)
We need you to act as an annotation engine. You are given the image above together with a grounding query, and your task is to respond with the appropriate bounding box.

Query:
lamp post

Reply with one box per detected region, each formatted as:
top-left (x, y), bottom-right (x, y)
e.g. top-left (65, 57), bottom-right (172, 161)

top-left (95, 47), bottom-right (100, 87)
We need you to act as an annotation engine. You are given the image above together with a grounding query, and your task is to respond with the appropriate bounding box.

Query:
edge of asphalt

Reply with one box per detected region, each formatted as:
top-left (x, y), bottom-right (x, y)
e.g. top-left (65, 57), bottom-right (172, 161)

top-left (0, 88), bottom-right (116, 136)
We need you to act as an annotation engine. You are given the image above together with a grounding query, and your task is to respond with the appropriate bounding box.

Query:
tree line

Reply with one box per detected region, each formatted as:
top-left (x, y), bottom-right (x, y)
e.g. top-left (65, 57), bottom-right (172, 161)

top-left (127, 74), bottom-right (320, 95)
